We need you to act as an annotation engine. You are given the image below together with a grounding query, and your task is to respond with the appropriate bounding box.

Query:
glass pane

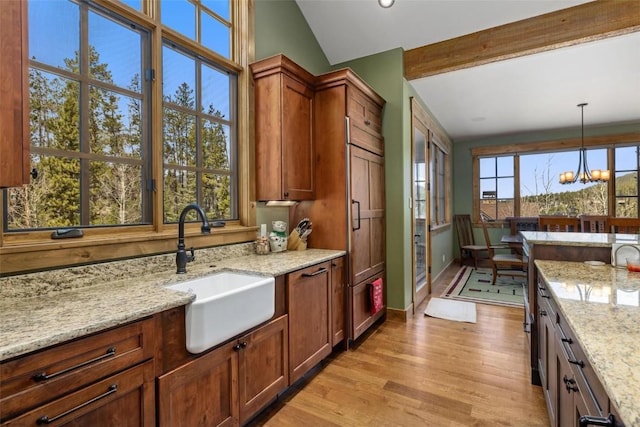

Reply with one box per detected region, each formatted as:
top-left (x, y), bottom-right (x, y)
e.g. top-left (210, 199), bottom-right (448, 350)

top-left (201, 11), bottom-right (230, 58)
top-left (89, 11), bottom-right (142, 90)
top-left (616, 197), bottom-right (639, 218)
top-left (29, 71), bottom-right (80, 151)
top-left (616, 172), bottom-right (638, 197)
top-left (202, 121), bottom-right (230, 170)
top-left (497, 156), bottom-right (513, 176)
top-left (163, 108), bottom-right (196, 166)
top-left (163, 169), bottom-right (197, 222)
top-left (480, 178), bottom-right (496, 197)
top-left (89, 87), bottom-right (142, 158)
top-left (202, 173), bottom-right (231, 219)
top-left (616, 145), bottom-right (638, 172)
top-left (417, 201), bottom-right (426, 219)
top-left (161, 0), bottom-right (196, 40)
top-left (90, 161), bottom-right (143, 225)
top-left (202, 0), bottom-right (230, 20)
top-left (7, 155), bottom-right (80, 229)
top-left (29, 0), bottom-right (79, 69)
top-left (163, 46), bottom-right (196, 109)
top-left (496, 200), bottom-right (514, 219)
top-left (497, 177), bottom-right (514, 198)
top-left (201, 64), bottom-right (230, 118)
top-left (479, 158), bottom-right (495, 178)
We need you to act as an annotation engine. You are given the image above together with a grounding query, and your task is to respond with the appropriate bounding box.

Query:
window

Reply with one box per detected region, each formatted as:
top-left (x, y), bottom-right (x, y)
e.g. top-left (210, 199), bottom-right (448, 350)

top-left (472, 138), bottom-right (639, 222)
top-left (162, 43), bottom-right (236, 222)
top-left (614, 145), bottom-right (640, 217)
top-left (1, 0), bottom-right (249, 274)
top-left (479, 156), bottom-right (514, 220)
top-left (7, 1), bottom-right (151, 229)
top-left (430, 140), bottom-right (449, 225)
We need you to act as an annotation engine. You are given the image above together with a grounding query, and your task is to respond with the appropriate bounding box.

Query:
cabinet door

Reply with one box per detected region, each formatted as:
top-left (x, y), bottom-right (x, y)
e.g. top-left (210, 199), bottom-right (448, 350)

top-left (157, 341), bottom-right (238, 427)
top-left (0, 0), bottom-right (30, 188)
top-left (4, 361), bottom-right (155, 427)
top-left (331, 257), bottom-right (346, 346)
top-left (350, 145), bottom-right (385, 285)
top-left (238, 315), bottom-right (288, 425)
top-left (281, 74), bottom-right (314, 201)
top-left (556, 331), bottom-right (576, 427)
top-left (287, 262), bottom-right (331, 384)
top-left (349, 271), bottom-right (385, 341)
top-left (538, 300), bottom-right (557, 426)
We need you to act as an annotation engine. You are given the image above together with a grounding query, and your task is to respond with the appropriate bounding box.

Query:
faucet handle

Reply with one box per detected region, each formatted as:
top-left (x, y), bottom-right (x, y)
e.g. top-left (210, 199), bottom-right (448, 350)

top-left (187, 247), bottom-right (195, 263)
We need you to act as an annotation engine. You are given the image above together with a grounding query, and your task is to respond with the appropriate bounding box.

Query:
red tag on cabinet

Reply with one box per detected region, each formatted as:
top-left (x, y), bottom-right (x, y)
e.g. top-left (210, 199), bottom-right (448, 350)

top-left (370, 278), bottom-right (384, 315)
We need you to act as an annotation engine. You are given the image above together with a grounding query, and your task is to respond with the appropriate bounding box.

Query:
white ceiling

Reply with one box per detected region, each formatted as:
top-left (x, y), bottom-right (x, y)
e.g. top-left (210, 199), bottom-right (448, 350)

top-left (295, 0), bottom-right (640, 142)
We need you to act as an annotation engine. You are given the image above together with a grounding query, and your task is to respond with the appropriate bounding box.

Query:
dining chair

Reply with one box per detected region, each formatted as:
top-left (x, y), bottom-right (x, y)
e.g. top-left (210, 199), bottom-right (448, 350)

top-left (480, 218), bottom-right (527, 285)
top-left (609, 217), bottom-right (640, 234)
top-left (454, 214), bottom-right (487, 268)
top-left (579, 215), bottom-right (609, 233)
top-left (538, 215), bottom-right (580, 232)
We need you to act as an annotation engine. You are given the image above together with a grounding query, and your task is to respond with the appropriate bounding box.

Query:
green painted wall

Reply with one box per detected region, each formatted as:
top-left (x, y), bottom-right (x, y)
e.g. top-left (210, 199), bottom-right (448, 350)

top-left (254, 0), bottom-right (330, 74)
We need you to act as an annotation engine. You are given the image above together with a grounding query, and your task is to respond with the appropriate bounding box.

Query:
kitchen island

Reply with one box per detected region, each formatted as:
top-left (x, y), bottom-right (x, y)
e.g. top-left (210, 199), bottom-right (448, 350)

top-left (535, 260), bottom-right (640, 427)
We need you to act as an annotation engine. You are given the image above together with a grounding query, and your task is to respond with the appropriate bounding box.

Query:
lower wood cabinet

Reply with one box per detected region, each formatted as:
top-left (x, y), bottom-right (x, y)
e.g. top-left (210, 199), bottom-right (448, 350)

top-left (330, 257), bottom-right (346, 347)
top-left (287, 262), bottom-right (332, 384)
top-left (350, 271), bottom-right (385, 341)
top-left (157, 315), bottom-right (288, 427)
top-left (0, 318), bottom-right (156, 426)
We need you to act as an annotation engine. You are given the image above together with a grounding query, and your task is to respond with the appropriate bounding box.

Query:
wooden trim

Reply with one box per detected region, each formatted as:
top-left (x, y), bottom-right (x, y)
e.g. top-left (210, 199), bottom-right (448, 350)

top-left (471, 132), bottom-right (640, 157)
top-left (386, 306), bottom-right (412, 323)
top-left (404, 0), bottom-right (640, 80)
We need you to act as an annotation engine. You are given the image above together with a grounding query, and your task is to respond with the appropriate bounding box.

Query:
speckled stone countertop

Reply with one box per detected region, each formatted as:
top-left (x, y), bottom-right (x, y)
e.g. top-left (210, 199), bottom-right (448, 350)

top-left (0, 244), bottom-right (345, 361)
top-left (521, 231), bottom-right (640, 247)
top-left (535, 260), bottom-right (640, 427)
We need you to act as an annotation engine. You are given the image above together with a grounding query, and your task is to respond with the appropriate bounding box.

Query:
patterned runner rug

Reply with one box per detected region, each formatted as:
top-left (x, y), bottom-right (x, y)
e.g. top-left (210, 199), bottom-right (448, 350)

top-left (441, 266), bottom-right (525, 307)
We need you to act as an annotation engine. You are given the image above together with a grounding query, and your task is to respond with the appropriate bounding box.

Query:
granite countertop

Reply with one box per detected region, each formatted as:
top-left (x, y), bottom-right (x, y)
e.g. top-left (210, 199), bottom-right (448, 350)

top-left (535, 259), bottom-right (640, 427)
top-left (521, 231), bottom-right (640, 247)
top-left (0, 245), bottom-right (345, 361)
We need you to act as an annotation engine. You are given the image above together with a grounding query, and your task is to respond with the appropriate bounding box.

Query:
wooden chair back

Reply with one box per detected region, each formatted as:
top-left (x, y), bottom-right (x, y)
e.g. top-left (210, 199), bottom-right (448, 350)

top-left (479, 218), bottom-right (495, 257)
top-left (609, 217), bottom-right (640, 234)
top-left (580, 215), bottom-right (609, 233)
top-left (454, 214), bottom-right (476, 247)
top-left (538, 215), bottom-right (580, 232)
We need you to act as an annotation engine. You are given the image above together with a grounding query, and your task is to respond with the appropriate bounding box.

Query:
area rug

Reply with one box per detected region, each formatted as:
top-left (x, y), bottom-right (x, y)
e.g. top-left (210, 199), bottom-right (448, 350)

top-left (441, 266), bottom-right (525, 307)
top-left (424, 297), bottom-right (477, 323)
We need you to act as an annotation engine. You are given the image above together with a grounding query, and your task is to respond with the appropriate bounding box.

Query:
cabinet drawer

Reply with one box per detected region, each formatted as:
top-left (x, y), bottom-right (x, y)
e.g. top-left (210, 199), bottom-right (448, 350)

top-left (1, 318), bottom-right (155, 421)
top-left (556, 312), bottom-right (608, 415)
top-left (3, 360), bottom-right (155, 427)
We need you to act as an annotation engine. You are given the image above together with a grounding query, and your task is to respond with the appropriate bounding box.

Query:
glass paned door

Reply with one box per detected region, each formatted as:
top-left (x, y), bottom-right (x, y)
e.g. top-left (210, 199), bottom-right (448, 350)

top-left (413, 127), bottom-right (428, 294)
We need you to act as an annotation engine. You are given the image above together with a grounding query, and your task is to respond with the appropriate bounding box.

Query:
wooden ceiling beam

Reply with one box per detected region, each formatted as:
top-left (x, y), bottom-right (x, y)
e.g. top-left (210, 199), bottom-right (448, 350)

top-left (404, 0), bottom-right (640, 81)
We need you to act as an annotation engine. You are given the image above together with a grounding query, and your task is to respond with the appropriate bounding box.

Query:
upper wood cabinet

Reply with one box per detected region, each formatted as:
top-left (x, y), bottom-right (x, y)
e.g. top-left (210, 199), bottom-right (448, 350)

top-left (251, 55), bottom-right (315, 201)
top-left (0, 0), bottom-right (30, 188)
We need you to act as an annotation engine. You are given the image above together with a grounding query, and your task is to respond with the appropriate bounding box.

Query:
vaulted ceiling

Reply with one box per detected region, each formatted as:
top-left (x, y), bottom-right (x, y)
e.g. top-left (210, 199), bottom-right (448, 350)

top-left (296, 0), bottom-right (640, 142)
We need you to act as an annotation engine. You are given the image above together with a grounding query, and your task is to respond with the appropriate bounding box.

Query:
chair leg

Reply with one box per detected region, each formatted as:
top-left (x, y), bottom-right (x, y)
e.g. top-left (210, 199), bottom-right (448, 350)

top-left (491, 265), bottom-right (497, 285)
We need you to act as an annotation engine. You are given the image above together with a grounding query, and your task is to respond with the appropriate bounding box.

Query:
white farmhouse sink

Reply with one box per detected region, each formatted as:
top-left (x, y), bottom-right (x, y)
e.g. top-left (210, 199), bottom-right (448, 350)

top-left (166, 271), bottom-right (275, 354)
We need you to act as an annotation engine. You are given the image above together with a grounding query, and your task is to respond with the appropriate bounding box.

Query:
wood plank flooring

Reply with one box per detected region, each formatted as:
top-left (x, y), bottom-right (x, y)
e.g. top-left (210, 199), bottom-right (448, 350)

top-left (248, 263), bottom-right (549, 426)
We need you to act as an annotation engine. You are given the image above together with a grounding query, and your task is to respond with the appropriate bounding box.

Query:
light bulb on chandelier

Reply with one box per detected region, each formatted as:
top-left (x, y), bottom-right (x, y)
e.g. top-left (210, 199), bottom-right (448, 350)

top-left (559, 103), bottom-right (610, 185)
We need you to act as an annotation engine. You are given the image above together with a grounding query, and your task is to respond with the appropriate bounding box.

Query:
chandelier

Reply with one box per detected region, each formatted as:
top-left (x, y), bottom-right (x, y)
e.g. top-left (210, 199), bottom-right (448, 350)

top-left (559, 103), bottom-right (610, 184)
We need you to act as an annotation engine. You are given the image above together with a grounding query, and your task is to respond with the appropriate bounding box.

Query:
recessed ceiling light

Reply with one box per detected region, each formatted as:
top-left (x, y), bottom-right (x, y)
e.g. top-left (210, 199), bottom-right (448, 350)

top-left (378, 0), bottom-right (394, 8)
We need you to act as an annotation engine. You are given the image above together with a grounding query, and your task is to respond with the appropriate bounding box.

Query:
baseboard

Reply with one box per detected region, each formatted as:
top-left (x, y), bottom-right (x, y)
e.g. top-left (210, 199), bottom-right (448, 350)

top-left (387, 304), bottom-right (413, 323)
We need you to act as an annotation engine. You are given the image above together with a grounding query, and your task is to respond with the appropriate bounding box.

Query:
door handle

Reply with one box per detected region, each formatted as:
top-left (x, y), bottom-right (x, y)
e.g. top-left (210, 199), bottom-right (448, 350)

top-left (352, 199), bottom-right (361, 231)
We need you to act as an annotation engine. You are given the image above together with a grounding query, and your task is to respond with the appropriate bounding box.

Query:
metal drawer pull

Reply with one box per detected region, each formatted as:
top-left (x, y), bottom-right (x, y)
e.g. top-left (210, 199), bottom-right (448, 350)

top-left (32, 347), bottom-right (117, 382)
top-left (352, 199), bottom-right (361, 231)
top-left (561, 337), bottom-right (573, 344)
top-left (569, 359), bottom-right (585, 368)
top-left (36, 384), bottom-right (118, 425)
top-left (302, 268), bottom-right (328, 277)
top-left (364, 119), bottom-right (371, 126)
top-left (579, 414), bottom-right (615, 427)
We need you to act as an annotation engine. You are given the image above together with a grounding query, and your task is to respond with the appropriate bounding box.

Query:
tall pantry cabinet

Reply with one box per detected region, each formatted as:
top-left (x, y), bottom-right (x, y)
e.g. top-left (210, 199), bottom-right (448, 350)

top-left (302, 69), bottom-right (386, 342)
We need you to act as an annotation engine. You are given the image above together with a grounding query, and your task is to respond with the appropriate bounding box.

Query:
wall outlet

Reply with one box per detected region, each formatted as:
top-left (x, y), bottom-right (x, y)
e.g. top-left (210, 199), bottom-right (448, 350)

top-left (442, 254), bottom-right (446, 263)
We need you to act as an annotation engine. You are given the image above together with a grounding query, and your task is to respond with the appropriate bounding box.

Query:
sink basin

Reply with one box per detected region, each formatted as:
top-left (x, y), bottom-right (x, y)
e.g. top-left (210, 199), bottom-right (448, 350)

top-left (166, 271), bottom-right (275, 354)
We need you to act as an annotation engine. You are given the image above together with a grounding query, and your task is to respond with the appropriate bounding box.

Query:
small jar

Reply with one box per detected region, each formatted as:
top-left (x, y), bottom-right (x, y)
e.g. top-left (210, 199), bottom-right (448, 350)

top-left (255, 237), bottom-right (270, 255)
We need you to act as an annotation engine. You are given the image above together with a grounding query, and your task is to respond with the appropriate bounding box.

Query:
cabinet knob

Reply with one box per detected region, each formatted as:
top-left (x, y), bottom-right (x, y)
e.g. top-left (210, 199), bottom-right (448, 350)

top-left (540, 310), bottom-right (547, 316)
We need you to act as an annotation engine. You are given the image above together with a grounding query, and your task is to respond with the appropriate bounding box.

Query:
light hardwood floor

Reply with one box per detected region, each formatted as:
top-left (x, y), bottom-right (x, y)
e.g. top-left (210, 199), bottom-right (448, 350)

top-left (249, 263), bottom-right (549, 426)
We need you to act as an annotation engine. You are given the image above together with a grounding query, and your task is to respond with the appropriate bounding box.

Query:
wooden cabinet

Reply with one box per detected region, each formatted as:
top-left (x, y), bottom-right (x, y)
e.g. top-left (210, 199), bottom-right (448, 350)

top-left (330, 256), bottom-right (346, 346)
top-left (296, 68), bottom-right (386, 343)
top-left (287, 262), bottom-right (332, 384)
top-left (251, 54), bottom-right (315, 201)
top-left (0, 0), bottom-right (30, 188)
top-left (537, 280), bottom-right (557, 426)
top-left (0, 318), bottom-right (156, 426)
top-left (157, 315), bottom-right (288, 427)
